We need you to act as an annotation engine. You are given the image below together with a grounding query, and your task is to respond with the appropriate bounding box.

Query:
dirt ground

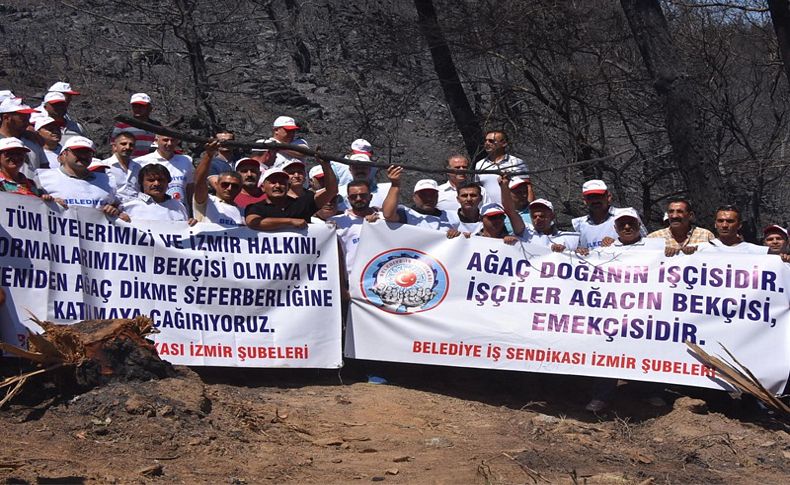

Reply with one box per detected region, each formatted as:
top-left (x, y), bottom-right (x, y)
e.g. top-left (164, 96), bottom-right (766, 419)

top-left (1, 361), bottom-right (789, 484)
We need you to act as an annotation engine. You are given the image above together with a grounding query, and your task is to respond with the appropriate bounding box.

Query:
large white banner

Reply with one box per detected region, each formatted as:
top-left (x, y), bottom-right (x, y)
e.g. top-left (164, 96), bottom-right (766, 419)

top-left (347, 222), bottom-right (790, 393)
top-left (0, 192), bottom-right (342, 368)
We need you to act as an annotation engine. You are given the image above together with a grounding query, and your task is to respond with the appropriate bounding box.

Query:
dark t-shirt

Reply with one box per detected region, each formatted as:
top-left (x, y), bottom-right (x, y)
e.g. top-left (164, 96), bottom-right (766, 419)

top-left (245, 191), bottom-right (318, 223)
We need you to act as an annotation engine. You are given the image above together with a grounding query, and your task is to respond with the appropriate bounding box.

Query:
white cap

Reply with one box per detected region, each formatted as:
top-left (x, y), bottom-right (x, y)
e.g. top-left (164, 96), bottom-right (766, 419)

top-left (613, 207), bottom-right (641, 224)
top-left (33, 116), bottom-right (58, 131)
top-left (763, 224), bottom-right (788, 238)
top-left (348, 153), bottom-right (372, 164)
top-left (0, 90), bottom-right (14, 103)
top-left (481, 203), bottom-right (506, 217)
top-left (351, 138), bottom-right (372, 155)
top-left (63, 136), bottom-right (95, 152)
top-left (309, 165), bottom-right (324, 179)
top-left (234, 157), bottom-right (259, 171)
top-left (44, 92), bottom-right (67, 104)
top-left (582, 179), bottom-right (608, 195)
top-left (251, 137), bottom-right (275, 153)
top-left (273, 116), bottom-right (299, 130)
top-left (48, 82), bottom-right (80, 95)
top-left (508, 176), bottom-right (530, 189)
top-left (529, 198), bottom-right (554, 212)
top-left (261, 166), bottom-right (289, 183)
top-left (0, 98), bottom-right (36, 114)
top-left (0, 137), bottom-right (30, 153)
top-left (414, 179), bottom-right (439, 193)
top-left (130, 93), bottom-right (151, 105)
top-left (280, 158), bottom-right (306, 172)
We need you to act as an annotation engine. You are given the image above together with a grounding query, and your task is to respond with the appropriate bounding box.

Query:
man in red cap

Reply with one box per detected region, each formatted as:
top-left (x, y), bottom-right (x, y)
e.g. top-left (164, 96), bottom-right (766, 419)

top-left (572, 179), bottom-right (643, 251)
top-left (0, 97), bottom-right (48, 177)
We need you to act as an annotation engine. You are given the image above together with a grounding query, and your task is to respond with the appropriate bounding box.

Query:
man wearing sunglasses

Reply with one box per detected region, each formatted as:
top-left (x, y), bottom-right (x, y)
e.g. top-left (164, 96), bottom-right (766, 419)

top-left (192, 139), bottom-right (244, 225)
top-left (474, 130), bottom-right (532, 206)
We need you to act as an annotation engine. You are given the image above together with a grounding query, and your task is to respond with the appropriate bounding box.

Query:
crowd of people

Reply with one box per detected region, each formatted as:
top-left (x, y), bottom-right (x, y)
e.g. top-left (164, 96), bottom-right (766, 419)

top-left (1, 83), bottom-right (788, 411)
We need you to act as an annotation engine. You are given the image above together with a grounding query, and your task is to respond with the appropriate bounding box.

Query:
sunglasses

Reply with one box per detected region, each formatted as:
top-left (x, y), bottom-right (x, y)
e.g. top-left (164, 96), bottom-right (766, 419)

top-left (220, 182), bottom-right (241, 190)
top-left (484, 138), bottom-right (500, 144)
top-left (347, 193), bottom-right (370, 199)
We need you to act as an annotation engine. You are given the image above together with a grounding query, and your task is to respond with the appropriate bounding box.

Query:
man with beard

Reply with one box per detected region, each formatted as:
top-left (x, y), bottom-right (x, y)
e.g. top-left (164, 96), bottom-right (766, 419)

top-left (699, 205), bottom-right (768, 254)
top-left (647, 197), bottom-right (713, 256)
top-left (338, 153), bottom-right (390, 208)
top-left (245, 156), bottom-right (337, 231)
top-left (330, 181), bottom-right (382, 274)
top-left (91, 131), bottom-right (140, 202)
top-left (233, 157), bottom-right (266, 209)
top-left (193, 140), bottom-right (244, 225)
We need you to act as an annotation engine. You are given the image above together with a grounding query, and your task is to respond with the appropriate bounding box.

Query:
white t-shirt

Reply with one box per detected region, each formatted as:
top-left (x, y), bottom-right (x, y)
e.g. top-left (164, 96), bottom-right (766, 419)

top-left (193, 194), bottom-right (244, 226)
top-left (572, 207), bottom-right (649, 250)
top-left (35, 168), bottom-right (116, 208)
top-left (474, 154), bottom-right (528, 205)
top-left (436, 181), bottom-right (490, 213)
top-left (134, 151), bottom-right (194, 203)
top-left (329, 210), bottom-right (383, 275)
top-left (122, 193), bottom-right (188, 222)
top-left (43, 146), bottom-right (61, 170)
top-left (699, 239), bottom-right (769, 254)
top-left (525, 226), bottom-right (581, 251)
top-left (97, 155), bottom-right (141, 203)
top-left (339, 182), bottom-right (391, 210)
top-left (397, 205), bottom-right (454, 230)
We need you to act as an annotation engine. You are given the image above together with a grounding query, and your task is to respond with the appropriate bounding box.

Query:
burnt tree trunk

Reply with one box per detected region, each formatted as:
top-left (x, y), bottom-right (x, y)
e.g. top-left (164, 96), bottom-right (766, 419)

top-left (414, 0), bottom-right (483, 160)
top-left (620, 0), bottom-right (725, 226)
top-left (769, 0), bottom-right (790, 86)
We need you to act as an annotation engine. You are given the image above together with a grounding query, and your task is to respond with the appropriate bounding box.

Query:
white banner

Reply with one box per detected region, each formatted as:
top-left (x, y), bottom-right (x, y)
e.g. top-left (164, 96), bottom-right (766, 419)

top-left (347, 222), bottom-right (790, 393)
top-left (0, 192), bottom-right (342, 368)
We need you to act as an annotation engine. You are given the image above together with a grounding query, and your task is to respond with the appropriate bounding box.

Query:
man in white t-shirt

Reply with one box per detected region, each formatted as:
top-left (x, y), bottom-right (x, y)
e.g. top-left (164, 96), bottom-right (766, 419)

top-left (91, 131), bottom-right (140, 202)
top-left (134, 134), bottom-right (195, 205)
top-left (35, 136), bottom-right (120, 215)
top-left (700, 205), bottom-right (769, 254)
top-left (330, 180), bottom-right (382, 275)
top-left (437, 154), bottom-right (490, 212)
top-left (120, 163), bottom-right (191, 223)
top-left (338, 153), bottom-right (390, 209)
top-left (382, 166), bottom-right (454, 232)
top-left (192, 140), bottom-right (244, 225)
top-left (523, 198), bottom-right (580, 251)
top-left (34, 116), bottom-right (62, 169)
top-left (572, 179), bottom-right (644, 251)
top-left (474, 130), bottom-right (532, 205)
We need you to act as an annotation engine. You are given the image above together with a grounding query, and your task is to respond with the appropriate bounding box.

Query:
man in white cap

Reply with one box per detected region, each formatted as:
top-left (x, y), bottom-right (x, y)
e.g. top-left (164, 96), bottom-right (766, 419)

top-left (35, 136), bottom-right (120, 214)
top-left (111, 93), bottom-right (160, 158)
top-left (505, 175), bottom-right (532, 233)
top-left (233, 157), bottom-right (266, 209)
top-left (474, 130), bottom-right (531, 205)
top-left (0, 138), bottom-right (51, 199)
top-left (192, 140), bottom-right (244, 225)
top-left (43, 82), bottom-right (87, 143)
top-left (437, 154), bottom-right (490, 213)
top-left (92, 131), bottom-right (141, 202)
top-left (382, 167), bottom-right (454, 230)
top-left (246, 155), bottom-right (337, 231)
top-left (134, 134), bottom-right (194, 205)
top-left (0, 97), bottom-right (48, 178)
top-left (524, 198), bottom-right (579, 251)
top-left (34, 116), bottom-right (62, 169)
top-left (572, 179), bottom-right (643, 251)
top-left (338, 153), bottom-right (389, 209)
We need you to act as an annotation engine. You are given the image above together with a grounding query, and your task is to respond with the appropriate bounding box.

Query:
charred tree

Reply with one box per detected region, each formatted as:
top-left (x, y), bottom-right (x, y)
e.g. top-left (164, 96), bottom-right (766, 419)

top-left (414, 0), bottom-right (483, 160)
top-left (769, 0), bottom-right (790, 86)
top-left (620, 0), bottom-right (726, 226)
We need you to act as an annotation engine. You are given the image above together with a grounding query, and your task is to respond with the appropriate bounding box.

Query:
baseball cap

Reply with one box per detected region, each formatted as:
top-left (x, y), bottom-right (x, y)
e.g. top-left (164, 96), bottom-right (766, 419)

top-left (234, 157), bottom-right (259, 171)
top-left (481, 203), bottom-right (506, 217)
top-left (251, 137), bottom-right (275, 153)
top-left (44, 92), bottom-right (67, 104)
top-left (348, 153), bottom-right (372, 164)
top-left (130, 93), bottom-right (152, 105)
top-left (582, 179), bottom-right (608, 195)
top-left (63, 136), bottom-right (95, 152)
top-left (0, 98), bottom-right (36, 114)
top-left (33, 116), bottom-right (58, 131)
top-left (414, 179), bottom-right (439, 193)
top-left (48, 82), bottom-right (80, 95)
top-left (509, 176), bottom-right (530, 189)
top-left (763, 224), bottom-right (788, 238)
top-left (0, 137), bottom-right (30, 153)
top-left (613, 207), bottom-right (641, 224)
top-left (309, 165), bottom-right (324, 179)
top-left (0, 90), bottom-right (15, 104)
top-left (529, 198), bottom-right (554, 212)
top-left (260, 167), bottom-right (289, 183)
top-left (280, 158), bottom-right (306, 172)
top-left (351, 138), bottom-right (372, 155)
top-left (273, 116), bottom-right (299, 130)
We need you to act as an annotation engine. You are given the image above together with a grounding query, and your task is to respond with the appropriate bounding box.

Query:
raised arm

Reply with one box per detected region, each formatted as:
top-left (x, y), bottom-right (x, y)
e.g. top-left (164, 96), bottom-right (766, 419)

top-left (193, 140), bottom-right (219, 205)
top-left (382, 165), bottom-right (404, 223)
top-left (313, 149), bottom-right (338, 207)
top-left (499, 175), bottom-right (525, 236)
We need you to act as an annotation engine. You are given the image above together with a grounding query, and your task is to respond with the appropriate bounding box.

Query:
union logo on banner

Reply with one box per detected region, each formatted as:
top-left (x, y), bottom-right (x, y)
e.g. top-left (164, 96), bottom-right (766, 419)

top-left (360, 248), bottom-right (449, 314)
